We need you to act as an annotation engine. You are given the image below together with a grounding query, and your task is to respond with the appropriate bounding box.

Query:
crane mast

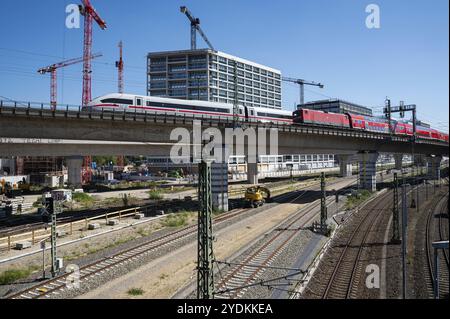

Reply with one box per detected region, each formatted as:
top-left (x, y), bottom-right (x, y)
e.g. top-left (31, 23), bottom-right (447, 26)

top-left (116, 41), bottom-right (124, 94)
top-left (180, 6), bottom-right (215, 51)
top-left (79, 0), bottom-right (107, 107)
top-left (282, 77), bottom-right (324, 106)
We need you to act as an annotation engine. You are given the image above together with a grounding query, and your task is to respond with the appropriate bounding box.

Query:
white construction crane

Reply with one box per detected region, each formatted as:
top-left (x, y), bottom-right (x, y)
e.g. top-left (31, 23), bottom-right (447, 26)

top-left (282, 77), bottom-right (324, 105)
top-left (180, 6), bottom-right (215, 51)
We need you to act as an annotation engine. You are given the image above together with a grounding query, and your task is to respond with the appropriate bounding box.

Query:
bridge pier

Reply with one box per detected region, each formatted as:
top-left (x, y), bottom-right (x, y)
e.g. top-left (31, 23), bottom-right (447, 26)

top-left (66, 156), bottom-right (83, 188)
top-left (358, 151), bottom-right (379, 192)
top-left (426, 155), bottom-right (442, 180)
top-left (394, 154), bottom-right (403, 170)
top-left (338, 154), bottom-right (353, 177)
top-left (247, 162), bottom-right (259, 185)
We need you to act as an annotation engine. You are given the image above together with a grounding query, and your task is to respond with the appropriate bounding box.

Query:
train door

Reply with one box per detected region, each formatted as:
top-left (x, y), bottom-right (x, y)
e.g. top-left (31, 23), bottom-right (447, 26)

top-left (248, 107), bottom-right (256, 122)
top-left (135, 97), bottom-right (142, 107)
top-left (244, 106), bottom-right (249, 122)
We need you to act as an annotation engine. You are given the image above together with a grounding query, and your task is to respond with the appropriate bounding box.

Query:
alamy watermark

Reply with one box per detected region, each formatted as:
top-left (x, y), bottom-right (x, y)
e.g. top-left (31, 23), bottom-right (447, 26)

top-left (366, 4), bottom-right (381, 29)
top-left (66, 4), bottom-right (81, 29)
top-left (365, 264), bottom-right (380, 289)
top-left (65, 264), bottom-right (80, 289)
top-left (170, 121), bottom-right (279, 164)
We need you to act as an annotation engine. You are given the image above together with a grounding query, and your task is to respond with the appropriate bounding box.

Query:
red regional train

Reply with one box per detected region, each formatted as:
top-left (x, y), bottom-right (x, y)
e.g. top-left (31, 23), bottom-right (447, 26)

top-left (293, 108), bottom-right (448, 143)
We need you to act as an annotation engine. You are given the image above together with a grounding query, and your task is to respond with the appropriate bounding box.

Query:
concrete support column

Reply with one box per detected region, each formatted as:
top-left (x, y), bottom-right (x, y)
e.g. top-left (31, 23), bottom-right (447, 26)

top-left (426, 155), bottom-right (442, 180)
top-left (247, 162), bottom-right (259, 185)
top-left (358, 151), bottom-right (379, 192)
top-left (394, 154), bottom-right (403, 171)
top-left (211, 162), bottom-right (229, 212)
top-left (338, 154), bottom-right (352, 177)
top-left (66, 156), bottom-right (83, 188)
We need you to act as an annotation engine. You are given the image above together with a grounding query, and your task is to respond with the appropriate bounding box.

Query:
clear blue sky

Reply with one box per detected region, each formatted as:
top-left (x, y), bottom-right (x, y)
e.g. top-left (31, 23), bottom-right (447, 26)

top-left (0, 0), bottom-right (448, 132)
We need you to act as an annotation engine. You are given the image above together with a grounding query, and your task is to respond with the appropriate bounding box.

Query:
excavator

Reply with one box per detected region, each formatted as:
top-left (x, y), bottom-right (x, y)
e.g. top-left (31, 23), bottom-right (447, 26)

top-left (244, 186), bottom-right (271, 208)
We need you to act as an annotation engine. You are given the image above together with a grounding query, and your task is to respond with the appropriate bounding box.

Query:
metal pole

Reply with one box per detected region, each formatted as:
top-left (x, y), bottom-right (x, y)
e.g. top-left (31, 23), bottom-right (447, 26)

top-left (197, 160), bottom-right (214, 299)
top-left (401, 184), bottom-right (408, 299)
top-left (392, 173), bottom-right (400, 242)
top-left (299, 83), bottom-right (304, 105)
top-left (434, 247), bottom-right (439, 299)
top-left (320, 172), bottom-right (327, 226)
top-left (51, 212), bottom-right (57, 277)
top-left (42, 241), bottom-right (46, 279)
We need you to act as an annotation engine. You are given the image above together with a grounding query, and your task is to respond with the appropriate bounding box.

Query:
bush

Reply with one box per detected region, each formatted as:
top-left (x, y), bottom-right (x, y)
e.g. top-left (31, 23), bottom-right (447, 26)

top-left (72, 192), bottom-right (94, 204)
top-left (127, 288), bottom-right (144, 296)
top-left (149, 190), bottom-right (163, 200)
top-left (161, 212), bottom-right (189, 227)
top-left (0, 268), bottom-right (32, 285)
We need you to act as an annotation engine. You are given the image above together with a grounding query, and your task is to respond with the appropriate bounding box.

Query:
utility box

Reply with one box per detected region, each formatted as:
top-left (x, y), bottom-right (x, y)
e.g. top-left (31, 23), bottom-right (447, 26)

top-left (15, 241), bottom-right (32, 250)
top-left (56, 258), bottom-right (64, 271)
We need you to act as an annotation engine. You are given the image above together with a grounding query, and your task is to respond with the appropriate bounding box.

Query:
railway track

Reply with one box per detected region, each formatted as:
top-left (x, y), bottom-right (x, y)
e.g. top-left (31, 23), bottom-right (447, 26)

top-left (6, 179), bottom-right (332, 299)
top-left (425, 193), bottom-right (449, 299)
top-left (6, 206), bottom-right (250, 299)
top-left (213, 188), bottom-right (347, 299)
top-left (320, 192), bottom-right (390, 299)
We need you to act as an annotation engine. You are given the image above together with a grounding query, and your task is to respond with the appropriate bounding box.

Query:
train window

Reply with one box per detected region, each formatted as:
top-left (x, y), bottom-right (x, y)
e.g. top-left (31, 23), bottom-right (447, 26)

top-left (136, 98), bottom-right (142, 106)
top-left (100, 98), bottom-right (133, 105)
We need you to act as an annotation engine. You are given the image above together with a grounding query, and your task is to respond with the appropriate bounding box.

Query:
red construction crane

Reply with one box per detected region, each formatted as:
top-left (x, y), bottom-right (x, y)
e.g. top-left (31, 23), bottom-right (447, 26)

top-left (115, 41), bottom-right (124, 93)
top-left (38, 53), bottom-right (102, 109)
top-left (79, 0), bottom-right (107, 107)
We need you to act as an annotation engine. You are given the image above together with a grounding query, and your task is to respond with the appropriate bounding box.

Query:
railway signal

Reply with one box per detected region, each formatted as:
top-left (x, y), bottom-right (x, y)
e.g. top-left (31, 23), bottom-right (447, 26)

top-left (37, 53), bottom-right (102, 110)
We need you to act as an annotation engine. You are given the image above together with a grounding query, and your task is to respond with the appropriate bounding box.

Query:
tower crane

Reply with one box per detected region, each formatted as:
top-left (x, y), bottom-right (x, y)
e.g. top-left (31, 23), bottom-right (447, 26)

top-left (115, 41), bottom-right (124, 94)
top-left (282, 77), bottom-right (324, 106)
top-left (180, 6), bottom-right (215, 50)
top-left (78, 0), bottom-right (106, 184)
top-left (79, 0), bottom-right (107, 107)
top-left (38, 53), bottom-right (102, 110)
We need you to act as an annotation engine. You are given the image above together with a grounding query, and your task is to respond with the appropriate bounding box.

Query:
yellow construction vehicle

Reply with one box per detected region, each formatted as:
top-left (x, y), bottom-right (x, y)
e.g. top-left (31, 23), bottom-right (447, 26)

top-left (244, 186), bottom-right (271, 208)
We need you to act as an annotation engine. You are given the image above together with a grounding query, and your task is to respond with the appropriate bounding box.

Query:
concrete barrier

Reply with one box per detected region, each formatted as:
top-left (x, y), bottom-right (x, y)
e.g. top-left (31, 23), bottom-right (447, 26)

top-left (88, 223), bottom-right (101, 230)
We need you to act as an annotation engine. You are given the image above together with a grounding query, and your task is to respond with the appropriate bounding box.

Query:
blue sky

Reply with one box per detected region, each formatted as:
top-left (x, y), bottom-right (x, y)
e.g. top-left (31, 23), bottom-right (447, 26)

top-left (0, 0), bottom-right (448, 132)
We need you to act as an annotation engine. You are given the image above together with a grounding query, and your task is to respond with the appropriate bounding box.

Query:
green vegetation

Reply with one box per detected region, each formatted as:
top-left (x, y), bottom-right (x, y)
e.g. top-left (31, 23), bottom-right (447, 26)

top-left (0, 266), bottom-right (39, 285)
top-left (345, 190), bottom-right (372, 209)
top-left (127, 287), bottom-right (144, 296)
top-left (72, 192), bottom-right (94, 205)
top-left (161, 211), bottom-right (192, 228)
top-left (149, 189), bottom-right (163, 200)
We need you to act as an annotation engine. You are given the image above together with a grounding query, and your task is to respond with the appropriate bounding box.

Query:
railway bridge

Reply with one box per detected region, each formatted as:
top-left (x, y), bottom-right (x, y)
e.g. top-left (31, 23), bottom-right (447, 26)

top-left (0, 101), bottom-right (448, 195)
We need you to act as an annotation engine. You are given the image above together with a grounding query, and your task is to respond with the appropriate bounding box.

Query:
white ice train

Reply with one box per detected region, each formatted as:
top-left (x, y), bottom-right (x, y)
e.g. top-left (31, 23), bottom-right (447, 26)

top-left (87, 93), bottom-right (293, 125)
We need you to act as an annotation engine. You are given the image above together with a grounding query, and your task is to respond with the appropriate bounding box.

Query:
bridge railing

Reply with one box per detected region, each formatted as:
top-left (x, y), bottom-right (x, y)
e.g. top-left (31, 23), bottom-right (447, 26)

top-left (0, 100), bottom-right (82, 112)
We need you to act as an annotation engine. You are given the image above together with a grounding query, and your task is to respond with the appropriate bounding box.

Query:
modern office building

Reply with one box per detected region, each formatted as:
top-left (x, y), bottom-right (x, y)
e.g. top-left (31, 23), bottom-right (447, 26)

top-left (299, 99), bottom-right (373, 116)
top-left (147, 49), bottom-right (282, 109)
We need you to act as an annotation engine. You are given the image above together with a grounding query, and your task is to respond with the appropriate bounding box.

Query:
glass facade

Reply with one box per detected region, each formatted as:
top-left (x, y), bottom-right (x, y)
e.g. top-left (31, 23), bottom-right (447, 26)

top-left (147, 49), bottom-right (282, 109)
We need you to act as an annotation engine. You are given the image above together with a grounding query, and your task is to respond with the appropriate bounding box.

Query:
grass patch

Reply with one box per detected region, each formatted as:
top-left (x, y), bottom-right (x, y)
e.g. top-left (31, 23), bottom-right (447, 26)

top-left (0, 268), bottom-right (32, 285)
top-left (72, 192), bottom-right (94, 205)
top-left (149, 190), bottom-right (163, 200)
top-left (345, 190), bottom-right (372, 209)
top-left (161, 212), bottom-right (190, 228)
top-left (127, 287), bottom-right (144, 296)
